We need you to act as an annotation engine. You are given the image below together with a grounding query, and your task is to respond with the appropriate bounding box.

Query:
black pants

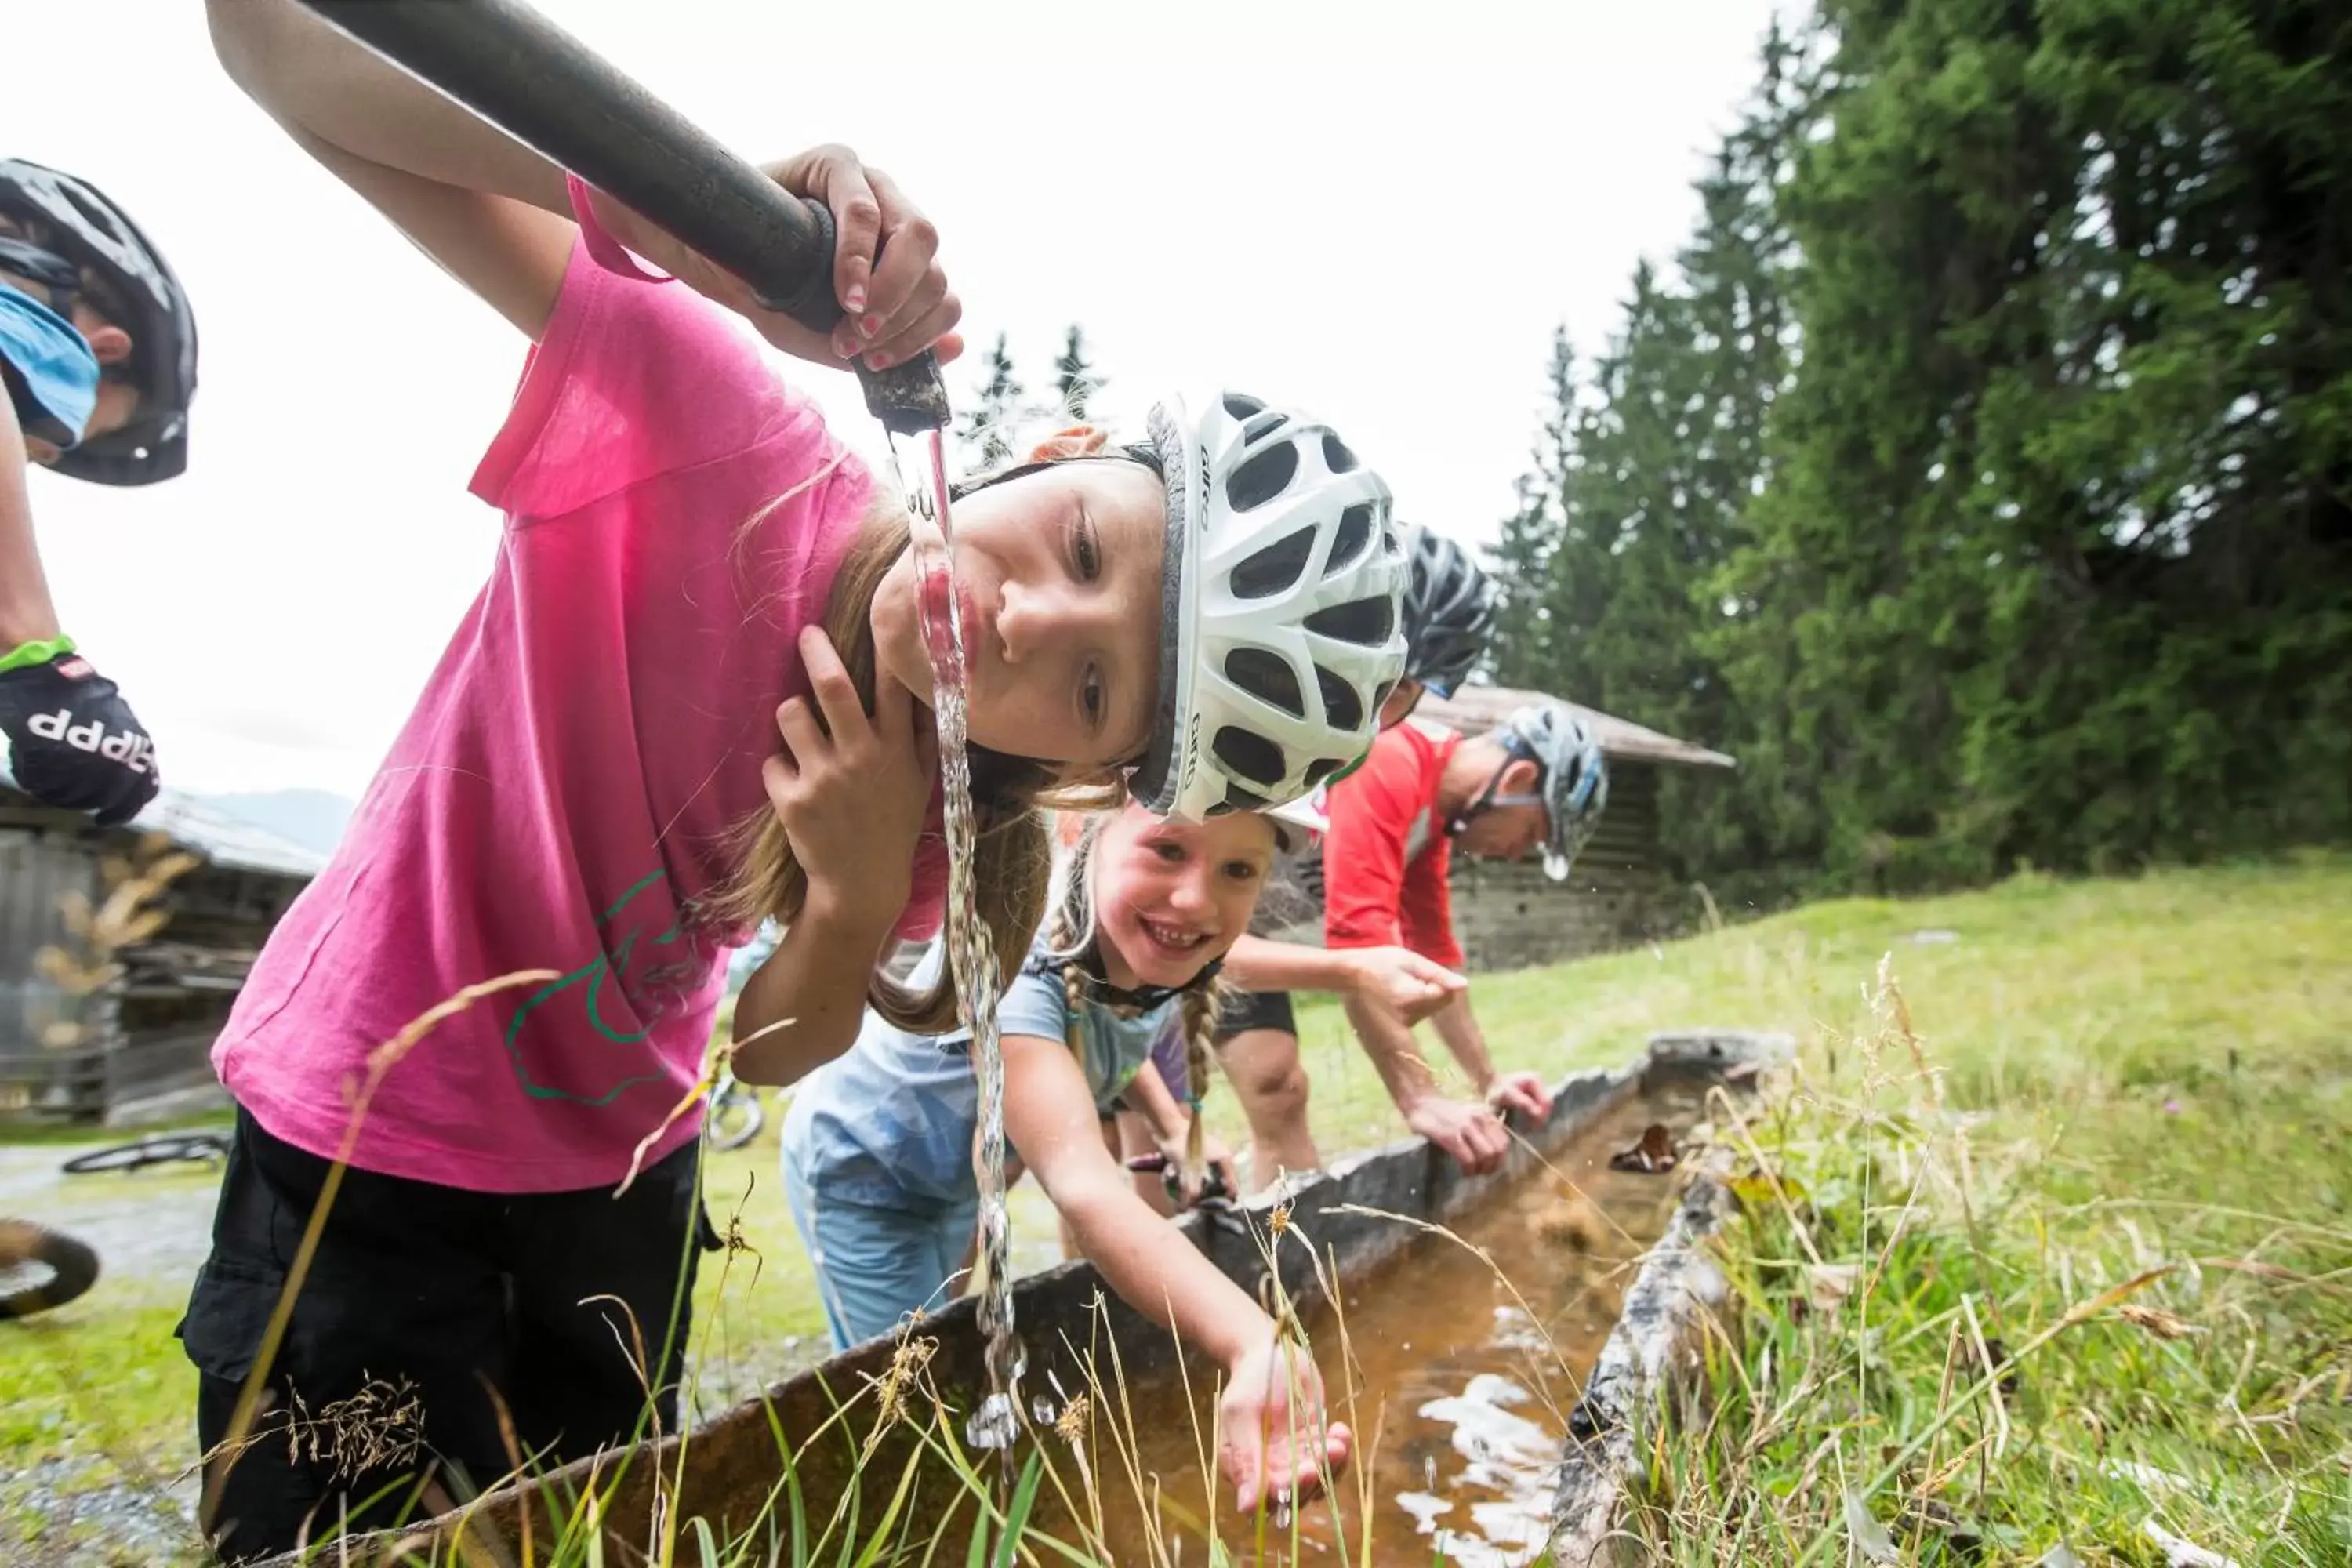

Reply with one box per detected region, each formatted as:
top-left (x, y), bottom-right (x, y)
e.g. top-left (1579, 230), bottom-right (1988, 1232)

top-left (178, 1109), bottom-right (715, 1563)
top-left (1213, 988), bottom-right (1297, 1044)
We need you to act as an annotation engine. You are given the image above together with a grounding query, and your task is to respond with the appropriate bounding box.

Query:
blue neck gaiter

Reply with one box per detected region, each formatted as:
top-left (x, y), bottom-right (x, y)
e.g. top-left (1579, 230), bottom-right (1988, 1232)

top-left (0, 280), bottom-right (100, 451)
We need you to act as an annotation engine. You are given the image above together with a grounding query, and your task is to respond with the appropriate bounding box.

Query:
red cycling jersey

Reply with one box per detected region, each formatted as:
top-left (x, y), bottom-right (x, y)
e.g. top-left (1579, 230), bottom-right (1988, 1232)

top-left (1320, 719), bottom-right (1465, 971)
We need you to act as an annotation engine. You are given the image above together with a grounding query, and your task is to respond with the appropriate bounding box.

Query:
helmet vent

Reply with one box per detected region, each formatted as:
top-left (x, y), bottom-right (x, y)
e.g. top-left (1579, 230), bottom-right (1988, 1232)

top-left (1225, 648), bottom-right (1305, 718)
top-left (1225, 442), bottom-right (1298, 513)
top-left (1304, 757), bottom-right (1345, 787)
top-left (1243, 411), bottom-right (1292, 443)
top-left (1222, 392), bottom-right (1268, 419)
top-left (60, 185), bottom-right (116, 238)
top-left (1322, 433), bottom-right (1359, 473)
top-left (1225, 783), bottom-right (1272, 811)
top-left (1231, 526), bottom-right (1316, 599)
top-left (1316, 668), bottom-right (1363, 732)
top-left (1213, 725), bottom-right (1287, 786)
top-left (1305, 596), bottom-right (1396, 648)
top-left (1328, 503), bottom-right (1375, 573)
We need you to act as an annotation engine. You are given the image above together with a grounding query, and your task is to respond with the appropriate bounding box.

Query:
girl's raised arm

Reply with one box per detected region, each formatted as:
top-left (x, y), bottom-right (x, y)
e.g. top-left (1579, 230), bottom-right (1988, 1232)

top-left (208, 0), bottom-right (575, 339)
top-left (1000, 1030), bottom-right (1351, 1512)
top-left (207, 0), bottom-right (960, 361)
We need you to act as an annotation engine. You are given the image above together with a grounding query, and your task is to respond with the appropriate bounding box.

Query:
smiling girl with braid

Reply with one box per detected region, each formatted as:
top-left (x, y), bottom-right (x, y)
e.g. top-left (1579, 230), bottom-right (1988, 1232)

top-left (780, 802), bottom-right (1345, 1512)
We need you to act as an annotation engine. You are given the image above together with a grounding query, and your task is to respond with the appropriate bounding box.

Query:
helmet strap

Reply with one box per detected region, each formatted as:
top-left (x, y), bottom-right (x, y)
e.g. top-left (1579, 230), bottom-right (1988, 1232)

top-left (1055, 937), bottom-right (1223, 1015)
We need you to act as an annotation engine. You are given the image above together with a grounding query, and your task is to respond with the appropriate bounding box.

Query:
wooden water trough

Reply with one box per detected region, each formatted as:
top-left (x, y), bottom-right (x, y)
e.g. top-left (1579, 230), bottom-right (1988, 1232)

top-left (261, 1033), bottom-right (1780, 1565)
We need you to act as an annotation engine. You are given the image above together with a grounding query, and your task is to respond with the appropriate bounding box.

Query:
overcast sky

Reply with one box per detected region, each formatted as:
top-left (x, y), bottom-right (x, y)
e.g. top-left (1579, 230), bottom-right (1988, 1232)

top-left (19, 0), bottom-right (1785, 798)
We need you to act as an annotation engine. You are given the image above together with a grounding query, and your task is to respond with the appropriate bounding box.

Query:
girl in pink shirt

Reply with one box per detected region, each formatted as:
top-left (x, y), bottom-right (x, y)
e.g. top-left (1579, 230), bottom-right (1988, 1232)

top-left (191, 2), bottom-right (1408, 1556)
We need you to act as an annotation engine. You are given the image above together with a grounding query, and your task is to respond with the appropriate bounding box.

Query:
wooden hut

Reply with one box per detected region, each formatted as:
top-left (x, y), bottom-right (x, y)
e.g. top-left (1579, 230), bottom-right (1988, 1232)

top-left (0, 773), bottom-right (322, 1125)
top-left (1268, 684), bottom-right (1735, 974)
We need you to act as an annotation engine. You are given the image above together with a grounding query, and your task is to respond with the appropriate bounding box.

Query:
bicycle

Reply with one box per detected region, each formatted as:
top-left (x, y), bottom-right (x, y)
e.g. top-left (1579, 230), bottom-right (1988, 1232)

top-left (0, 1219), bottom-right (101, 1318)
top-left (703, 1066), bottom-right (765, 1152)
top-left (60, 1131), bottom-right (232, 1176)
top-left (1124, 1151), bottom-right (1236, 1207)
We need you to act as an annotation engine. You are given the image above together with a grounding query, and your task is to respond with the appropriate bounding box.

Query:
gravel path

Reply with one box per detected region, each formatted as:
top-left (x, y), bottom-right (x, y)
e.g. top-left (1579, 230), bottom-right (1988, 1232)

top-left (0, 1138), bottom-right (225, 1298)
top-left (0, 1131), bottom-right (1072, 1565)
top-left (3, 1136), bottom-right (222, 1567)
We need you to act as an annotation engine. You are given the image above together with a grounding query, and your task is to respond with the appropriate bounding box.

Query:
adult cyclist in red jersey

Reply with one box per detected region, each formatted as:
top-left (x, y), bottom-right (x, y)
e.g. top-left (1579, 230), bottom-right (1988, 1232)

top-left (1210, 531), bottom-right (1610, 1185)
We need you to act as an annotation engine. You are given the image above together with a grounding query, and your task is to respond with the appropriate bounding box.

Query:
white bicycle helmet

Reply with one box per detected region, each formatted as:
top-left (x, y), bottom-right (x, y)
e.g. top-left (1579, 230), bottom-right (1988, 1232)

top-left (1127, 392), bottom-right (1409, 822)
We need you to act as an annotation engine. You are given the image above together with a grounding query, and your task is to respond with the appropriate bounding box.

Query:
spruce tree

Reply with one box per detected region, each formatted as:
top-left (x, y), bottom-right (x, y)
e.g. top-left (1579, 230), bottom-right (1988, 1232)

top-left (1051, 325), bottom-right (1103, 423)
top-left (956, 332), bottom-right (1028, 470)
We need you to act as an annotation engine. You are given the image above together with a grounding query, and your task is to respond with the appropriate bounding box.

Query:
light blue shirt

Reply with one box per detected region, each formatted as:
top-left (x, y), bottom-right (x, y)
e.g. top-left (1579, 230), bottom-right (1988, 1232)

top-left (782, 935), bottom-right (1179, 1208)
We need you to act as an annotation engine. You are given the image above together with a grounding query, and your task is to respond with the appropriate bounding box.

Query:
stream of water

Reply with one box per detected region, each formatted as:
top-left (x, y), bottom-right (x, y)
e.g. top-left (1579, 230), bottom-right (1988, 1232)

top-left (879, 421), bottom-right (1696, 1551)
top-left (885, 427), bottom-right (1025, 1457)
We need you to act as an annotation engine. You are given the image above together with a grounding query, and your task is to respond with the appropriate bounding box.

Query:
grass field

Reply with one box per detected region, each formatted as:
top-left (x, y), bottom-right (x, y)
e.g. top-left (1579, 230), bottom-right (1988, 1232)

top-left (4, 851), bottom-right (2346, 1563)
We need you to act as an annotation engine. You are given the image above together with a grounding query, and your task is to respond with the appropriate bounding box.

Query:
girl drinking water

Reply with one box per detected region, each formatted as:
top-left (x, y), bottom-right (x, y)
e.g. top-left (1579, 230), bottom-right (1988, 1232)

top-left (782, 802), bottom-right (1349, 1512)
top-left (192, 2), bottom-right (1403, 1557)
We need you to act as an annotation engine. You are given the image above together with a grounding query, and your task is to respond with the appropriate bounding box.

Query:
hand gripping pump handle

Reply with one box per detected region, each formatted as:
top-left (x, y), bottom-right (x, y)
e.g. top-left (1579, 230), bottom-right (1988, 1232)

top-left (294, 0), bottom-right (951, 434)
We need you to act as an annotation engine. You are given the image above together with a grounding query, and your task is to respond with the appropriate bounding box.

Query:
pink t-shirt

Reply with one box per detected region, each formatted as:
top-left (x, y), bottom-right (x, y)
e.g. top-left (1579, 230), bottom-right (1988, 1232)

top-left (216, 216), bottom-right (945, 1192)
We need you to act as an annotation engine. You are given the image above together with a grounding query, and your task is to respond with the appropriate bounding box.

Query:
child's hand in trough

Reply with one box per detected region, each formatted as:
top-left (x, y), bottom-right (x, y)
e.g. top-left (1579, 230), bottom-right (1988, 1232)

top-left (1218, 1331), bottom-right (1349, 1515)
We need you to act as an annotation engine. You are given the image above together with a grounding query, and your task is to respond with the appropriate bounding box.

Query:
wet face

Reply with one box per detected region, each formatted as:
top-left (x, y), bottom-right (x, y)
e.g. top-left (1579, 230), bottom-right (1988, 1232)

top-left (873, 459), bottom-right (1164, 771)
top-left (1088, 805), bottom-right (1276, 991)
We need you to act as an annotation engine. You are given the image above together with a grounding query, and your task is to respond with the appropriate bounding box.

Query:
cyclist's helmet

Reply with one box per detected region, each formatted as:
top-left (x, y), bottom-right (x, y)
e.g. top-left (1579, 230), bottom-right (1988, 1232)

top-left (1499, 703), bottom-right (1609, 880)
top-left (1400, 524), bottom-right (1498, 698)
top-left (0, 159), bottom-right (197, 485)
top-left (1128, 392), bottom-right (1408, 822)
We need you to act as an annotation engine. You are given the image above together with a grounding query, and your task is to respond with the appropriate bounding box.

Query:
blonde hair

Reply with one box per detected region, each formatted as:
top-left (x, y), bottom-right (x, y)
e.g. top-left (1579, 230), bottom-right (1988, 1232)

top-left (713, 490), bottom-right (1119, 1034)
top-left (1046, 810), bottom-right (1232, 1182)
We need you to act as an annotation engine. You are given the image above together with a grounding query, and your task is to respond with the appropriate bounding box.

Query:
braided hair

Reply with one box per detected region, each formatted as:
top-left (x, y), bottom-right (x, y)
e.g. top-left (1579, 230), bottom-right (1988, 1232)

top-left (1044, 811), bottom-right (1230, 1187)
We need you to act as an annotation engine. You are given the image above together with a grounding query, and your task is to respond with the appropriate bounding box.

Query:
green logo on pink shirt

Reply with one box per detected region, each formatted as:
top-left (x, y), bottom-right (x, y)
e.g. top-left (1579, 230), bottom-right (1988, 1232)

top-left (503, 868), bottom-right (717, 1105)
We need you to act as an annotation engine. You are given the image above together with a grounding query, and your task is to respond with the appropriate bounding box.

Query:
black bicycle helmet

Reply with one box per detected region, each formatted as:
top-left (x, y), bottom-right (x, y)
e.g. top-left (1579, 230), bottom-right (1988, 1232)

top-left (0, 160), bottom-right (197, 485)
top-left (1401, 525), bottom-right (1497, 698)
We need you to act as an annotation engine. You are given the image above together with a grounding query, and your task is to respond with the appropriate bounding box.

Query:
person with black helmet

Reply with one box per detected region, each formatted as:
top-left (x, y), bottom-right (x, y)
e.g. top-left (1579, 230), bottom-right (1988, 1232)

top-left (0, 159), bottom-right (198, 826)
top-left (1381, 524), bottom-right (1498, 730)
top-left (1200, 532), bottom-right (1605, 1186)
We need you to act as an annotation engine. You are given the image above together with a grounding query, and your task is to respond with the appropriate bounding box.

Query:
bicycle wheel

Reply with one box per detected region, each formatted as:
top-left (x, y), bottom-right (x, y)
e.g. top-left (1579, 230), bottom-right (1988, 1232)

top-left (0, 1220), bottom-right (102, 1317)
top-left (704, 1087), bottom-right (765, 1152)
top-left (61, 1131), bottom-right (231, 1176)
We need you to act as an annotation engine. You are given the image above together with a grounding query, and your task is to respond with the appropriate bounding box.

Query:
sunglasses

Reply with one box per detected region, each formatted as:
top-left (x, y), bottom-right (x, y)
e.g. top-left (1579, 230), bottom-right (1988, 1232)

top-left (1446, 746), bottom-right (1550, 840)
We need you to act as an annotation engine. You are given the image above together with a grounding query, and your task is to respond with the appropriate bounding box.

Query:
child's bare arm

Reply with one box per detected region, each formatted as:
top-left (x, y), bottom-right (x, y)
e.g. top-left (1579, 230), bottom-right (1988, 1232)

top-left (206, 0), bottom-right (957, 365)
top-left (0, 394), bottom-right (60, 648)
top-left (1114, 1046), bottom-right (1192, 1149)
top-left (1004, 1032), bottom-right (1348, 1506)
top-left (1004, 1032), bottom-right (1260, 1359)
top-left (207, 0), bottom-right (575, 339)
top-left (730, 913), bottom-right (897, 1087)
top-left (1222, 934), bottom-right (1465, 1025)
top-left (733, 632), bottom-right (936, 1084)
top-left (1116, 1054), bottom-right (1240, 1204)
